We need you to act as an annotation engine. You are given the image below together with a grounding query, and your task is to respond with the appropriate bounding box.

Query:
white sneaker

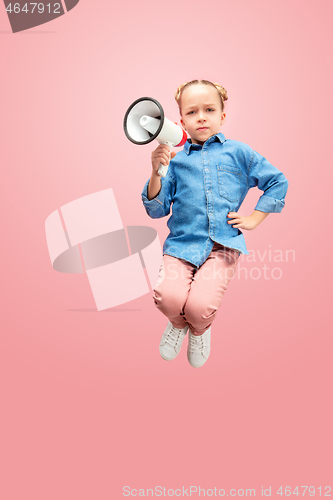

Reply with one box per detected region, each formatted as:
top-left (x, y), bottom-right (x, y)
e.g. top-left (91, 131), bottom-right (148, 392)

top-left (159, 322), bottom-right (189, 361)
top-left (187, 327), bottom-right (211, 368)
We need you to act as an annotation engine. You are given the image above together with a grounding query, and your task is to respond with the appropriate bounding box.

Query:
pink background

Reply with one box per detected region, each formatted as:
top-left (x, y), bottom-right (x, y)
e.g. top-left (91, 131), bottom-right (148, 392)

top-left (1, 0), bottom-right (332, 498)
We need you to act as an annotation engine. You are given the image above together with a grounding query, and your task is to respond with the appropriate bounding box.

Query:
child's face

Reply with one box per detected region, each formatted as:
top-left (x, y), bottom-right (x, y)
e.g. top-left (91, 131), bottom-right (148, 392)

top-left (180, 84), bottom-right (226, 145)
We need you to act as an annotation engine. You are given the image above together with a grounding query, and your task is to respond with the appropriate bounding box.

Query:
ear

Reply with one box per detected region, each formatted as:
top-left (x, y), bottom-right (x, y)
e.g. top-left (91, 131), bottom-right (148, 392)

top-left (180, 118), bottom-right (186, 130)
top-left (220, 112), bottom-right (226, 126)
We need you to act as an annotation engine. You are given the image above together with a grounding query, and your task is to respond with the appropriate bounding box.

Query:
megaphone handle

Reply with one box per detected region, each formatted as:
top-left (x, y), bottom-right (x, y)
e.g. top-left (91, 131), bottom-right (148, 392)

top-left (158, 141), bottom-right (174, 177)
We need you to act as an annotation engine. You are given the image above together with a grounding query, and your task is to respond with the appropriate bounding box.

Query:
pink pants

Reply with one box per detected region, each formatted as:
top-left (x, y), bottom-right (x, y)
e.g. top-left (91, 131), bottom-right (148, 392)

top-left (153, 243), bottom-right (239, 335)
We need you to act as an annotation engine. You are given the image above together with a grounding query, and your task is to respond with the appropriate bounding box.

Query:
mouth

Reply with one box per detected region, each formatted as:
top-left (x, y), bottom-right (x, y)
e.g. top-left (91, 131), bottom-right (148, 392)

top-left (197, 127), bottom-right (208, 131)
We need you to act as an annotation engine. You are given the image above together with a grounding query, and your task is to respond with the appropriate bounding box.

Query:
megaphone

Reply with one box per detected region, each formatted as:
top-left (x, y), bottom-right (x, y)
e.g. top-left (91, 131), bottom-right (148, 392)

top-left (123, 97), bottom-right (187, 177)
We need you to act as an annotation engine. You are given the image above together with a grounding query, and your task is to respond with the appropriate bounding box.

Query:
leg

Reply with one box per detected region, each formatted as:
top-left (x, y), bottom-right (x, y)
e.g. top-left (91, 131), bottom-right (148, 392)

top-left (153, 254), bottom-right (196, 329)
top-left (154, 255), bottom-right (196, 361)
top-left (184, 243), bottom-right (239, 336)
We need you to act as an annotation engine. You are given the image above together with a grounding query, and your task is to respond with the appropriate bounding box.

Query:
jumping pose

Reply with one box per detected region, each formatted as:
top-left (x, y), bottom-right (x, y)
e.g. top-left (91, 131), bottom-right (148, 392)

top-left (141, 80), bottom-right (289, 368)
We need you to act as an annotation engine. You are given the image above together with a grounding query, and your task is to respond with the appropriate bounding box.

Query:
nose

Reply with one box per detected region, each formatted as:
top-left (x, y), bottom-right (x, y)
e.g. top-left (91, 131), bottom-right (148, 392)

top-left (197, 110), bottom-right (206, 122)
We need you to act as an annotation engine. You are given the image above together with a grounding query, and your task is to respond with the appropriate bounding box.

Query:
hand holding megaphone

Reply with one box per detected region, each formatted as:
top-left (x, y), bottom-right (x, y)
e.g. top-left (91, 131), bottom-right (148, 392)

top-left (123, 97), bottom-right (187, 177)
top-left (151, 144), bottom-right (177, 178)
top-left (139, 114), bottom-right (179, 177)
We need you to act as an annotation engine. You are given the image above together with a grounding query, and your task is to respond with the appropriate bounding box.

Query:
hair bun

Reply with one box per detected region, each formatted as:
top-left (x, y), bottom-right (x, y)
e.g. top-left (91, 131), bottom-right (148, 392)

top-left (213, 83), bottom-right (228, 102)
top-left (175, 82), bottom-right (188, 104)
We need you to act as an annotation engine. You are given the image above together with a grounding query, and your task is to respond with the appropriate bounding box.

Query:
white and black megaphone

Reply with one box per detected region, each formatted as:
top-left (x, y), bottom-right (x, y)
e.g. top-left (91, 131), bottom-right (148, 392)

top-left (123, 97), bottom-right (187, 177)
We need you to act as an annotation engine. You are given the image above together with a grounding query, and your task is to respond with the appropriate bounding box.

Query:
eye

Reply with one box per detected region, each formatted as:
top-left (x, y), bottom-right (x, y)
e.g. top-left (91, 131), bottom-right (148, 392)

top-left (207, 108), bottom-right (215, 112)
top-left (187, 110), bottom-right (196, 115)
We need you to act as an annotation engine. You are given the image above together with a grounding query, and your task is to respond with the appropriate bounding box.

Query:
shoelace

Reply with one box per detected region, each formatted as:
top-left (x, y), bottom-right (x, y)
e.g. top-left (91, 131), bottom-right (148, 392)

top-left (188, 333), bottom-right (207, 353)
top-left (165, 327), bottom-right (185, 347)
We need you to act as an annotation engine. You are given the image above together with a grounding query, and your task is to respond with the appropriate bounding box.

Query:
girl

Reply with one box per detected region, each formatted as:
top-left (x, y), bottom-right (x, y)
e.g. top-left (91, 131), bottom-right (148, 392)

top-left (141, 80), bottom-right (288, 368)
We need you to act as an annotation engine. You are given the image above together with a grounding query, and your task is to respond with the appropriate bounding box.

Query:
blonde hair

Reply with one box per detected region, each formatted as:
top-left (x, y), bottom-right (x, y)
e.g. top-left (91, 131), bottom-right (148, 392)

top-left (175, 80), bottom-right (228, 112)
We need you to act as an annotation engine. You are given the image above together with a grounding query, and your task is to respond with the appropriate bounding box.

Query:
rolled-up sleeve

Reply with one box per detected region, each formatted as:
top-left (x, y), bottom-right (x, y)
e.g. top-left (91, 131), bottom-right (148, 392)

top-left (141, 172), bottom-right (176, 219)
top-left (247, 150), bottom-right (289, 213)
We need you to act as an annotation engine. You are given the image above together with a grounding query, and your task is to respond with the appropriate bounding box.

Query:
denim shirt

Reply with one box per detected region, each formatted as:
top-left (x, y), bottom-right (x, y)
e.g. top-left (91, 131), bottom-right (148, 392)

top-left (141, 133), bottom-right (288, 268)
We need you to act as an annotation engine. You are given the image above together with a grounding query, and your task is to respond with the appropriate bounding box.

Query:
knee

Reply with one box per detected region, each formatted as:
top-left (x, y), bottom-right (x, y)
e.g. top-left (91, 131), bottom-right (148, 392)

top-left (184, 299), bottom-right (217, 326)
top-left (153, 287), bottom-right (186, 316)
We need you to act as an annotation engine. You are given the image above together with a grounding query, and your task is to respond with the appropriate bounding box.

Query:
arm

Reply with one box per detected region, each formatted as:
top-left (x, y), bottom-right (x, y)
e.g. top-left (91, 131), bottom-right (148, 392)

top-left (251, 210), bottom-right (270, 225)
top-left (227, 209), bottom-right (269, 230)
top-left (141, 145), bottom-right (177, 219)
top-left (227, 150), bottom-right (289, 230)
top-left (147, 172), bottom-right (162, 201)
top-left (248, 150), bottom-right (289, 212)
top-left (147, 144), bottom-right (176, 200)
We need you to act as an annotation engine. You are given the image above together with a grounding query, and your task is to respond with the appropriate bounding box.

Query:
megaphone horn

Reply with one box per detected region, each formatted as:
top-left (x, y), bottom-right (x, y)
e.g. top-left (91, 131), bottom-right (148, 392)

top-left (123, 97), bottom-right (187, 177)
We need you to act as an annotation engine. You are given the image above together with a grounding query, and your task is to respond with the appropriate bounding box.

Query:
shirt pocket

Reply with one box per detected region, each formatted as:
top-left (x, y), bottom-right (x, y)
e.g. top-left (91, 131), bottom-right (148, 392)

top-left (217, 164), bottom-right (241, 202)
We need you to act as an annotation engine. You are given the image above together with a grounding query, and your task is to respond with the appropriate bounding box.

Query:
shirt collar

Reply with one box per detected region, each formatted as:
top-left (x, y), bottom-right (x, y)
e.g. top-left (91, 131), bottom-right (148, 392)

top-left (183, 133), bottom-right (226, 155)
